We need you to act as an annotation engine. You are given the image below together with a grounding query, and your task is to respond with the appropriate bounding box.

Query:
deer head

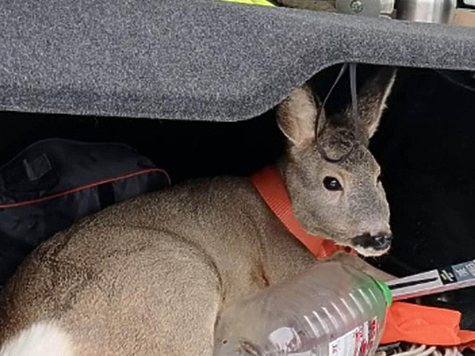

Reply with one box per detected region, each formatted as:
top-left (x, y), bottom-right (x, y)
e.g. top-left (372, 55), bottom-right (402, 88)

top-left (277, 66), bottom-right (397, 256)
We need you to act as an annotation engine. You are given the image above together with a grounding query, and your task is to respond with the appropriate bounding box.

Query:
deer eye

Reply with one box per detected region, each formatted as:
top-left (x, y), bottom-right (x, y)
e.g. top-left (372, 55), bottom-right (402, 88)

top-left (323, 177), bottom-right (343, 191)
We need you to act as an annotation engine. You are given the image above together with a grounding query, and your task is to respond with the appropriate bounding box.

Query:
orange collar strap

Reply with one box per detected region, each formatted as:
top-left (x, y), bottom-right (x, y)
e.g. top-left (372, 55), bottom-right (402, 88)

top-left (250, 165), bottom-right (352, 259)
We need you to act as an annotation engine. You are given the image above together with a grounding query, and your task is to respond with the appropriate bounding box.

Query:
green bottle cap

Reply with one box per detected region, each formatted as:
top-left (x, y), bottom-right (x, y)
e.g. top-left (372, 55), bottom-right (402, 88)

top-left (375, 280), bottom-right (392, 306)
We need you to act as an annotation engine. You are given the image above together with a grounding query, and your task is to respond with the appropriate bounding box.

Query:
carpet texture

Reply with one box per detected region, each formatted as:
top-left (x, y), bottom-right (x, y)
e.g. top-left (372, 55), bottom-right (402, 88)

top-left (1, 0), bottom-right (475, 121)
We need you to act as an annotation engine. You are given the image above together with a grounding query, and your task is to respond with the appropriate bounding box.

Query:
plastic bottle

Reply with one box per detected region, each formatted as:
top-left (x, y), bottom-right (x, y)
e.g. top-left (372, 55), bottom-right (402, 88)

top-left (213, 261), bottom-right (392, 356)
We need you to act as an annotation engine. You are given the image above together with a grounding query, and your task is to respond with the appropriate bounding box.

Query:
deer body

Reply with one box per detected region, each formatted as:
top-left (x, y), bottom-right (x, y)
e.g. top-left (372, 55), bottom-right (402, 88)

top-left (0, 67), bottom-right (396, 356)
top-left (0, 178), bottom-right (321, 356)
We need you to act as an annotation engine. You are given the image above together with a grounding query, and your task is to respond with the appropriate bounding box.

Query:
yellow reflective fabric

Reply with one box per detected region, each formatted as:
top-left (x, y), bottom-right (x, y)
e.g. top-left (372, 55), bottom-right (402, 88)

top-left (219, 0), bottom-right (275, 7)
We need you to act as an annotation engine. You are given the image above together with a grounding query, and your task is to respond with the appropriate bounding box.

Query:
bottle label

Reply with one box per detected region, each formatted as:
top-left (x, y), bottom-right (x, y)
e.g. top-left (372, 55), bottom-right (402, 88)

top-left (328, 317), bottom-right (378, 356)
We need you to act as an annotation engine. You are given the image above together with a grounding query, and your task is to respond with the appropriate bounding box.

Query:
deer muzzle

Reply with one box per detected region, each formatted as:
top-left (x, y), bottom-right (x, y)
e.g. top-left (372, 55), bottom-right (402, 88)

top-left (352, 232), bottom-right (393, 251)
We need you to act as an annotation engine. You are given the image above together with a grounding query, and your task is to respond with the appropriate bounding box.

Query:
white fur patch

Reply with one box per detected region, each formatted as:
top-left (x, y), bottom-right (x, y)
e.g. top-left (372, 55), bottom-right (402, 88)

top-left (0, 322), bottom-right (74, 356)
top-left (353, 244), bottom-right (390, 257)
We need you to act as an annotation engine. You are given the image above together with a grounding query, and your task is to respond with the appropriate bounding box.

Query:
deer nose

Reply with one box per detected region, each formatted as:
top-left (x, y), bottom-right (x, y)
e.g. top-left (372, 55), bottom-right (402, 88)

top-left (372, 233), bottom-right (393, 250)
top-left (352, 232), bottom-right (393, 251)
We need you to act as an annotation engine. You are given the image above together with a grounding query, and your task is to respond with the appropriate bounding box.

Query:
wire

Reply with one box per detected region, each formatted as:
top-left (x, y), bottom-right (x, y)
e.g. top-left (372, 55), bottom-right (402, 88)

top-left (315, 62), bottom-right (359, 164)
top-left (394, 345), bottom-right (429, 356)
top-left (435, 70), bottom-right (475, 93)
top-left (382, 344), bottom-right (465, 356)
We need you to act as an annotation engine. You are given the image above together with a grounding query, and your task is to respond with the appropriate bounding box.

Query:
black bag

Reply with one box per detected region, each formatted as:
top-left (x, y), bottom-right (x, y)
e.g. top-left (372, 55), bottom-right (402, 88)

top-left (0, 139), bottom-right (170, 287)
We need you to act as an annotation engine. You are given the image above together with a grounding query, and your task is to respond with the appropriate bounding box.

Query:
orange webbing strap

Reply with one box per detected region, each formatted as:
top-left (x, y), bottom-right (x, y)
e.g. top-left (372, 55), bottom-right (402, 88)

top-left (250, 165), bottom-right (475, 351)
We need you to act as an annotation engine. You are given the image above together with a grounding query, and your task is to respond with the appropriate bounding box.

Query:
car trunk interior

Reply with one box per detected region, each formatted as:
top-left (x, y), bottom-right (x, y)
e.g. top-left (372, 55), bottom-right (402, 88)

top-left (1, 65), bottom-right (475, 329)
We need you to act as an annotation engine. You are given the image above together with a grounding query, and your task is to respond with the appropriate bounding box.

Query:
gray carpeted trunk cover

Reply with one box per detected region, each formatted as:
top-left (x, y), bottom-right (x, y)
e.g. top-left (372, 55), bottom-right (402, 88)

top-left (1, 0), bottom-right (475, 122)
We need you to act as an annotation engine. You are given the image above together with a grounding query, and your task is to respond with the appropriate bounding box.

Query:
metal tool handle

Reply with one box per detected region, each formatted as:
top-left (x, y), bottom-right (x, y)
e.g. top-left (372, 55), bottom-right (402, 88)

top-left (386, 259), bottom-right (475, 301)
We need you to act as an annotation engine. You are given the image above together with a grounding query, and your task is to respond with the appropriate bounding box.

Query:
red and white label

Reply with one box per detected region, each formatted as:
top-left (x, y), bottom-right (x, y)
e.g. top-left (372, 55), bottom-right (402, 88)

top-left (328, 318), bottom-right (378, 356)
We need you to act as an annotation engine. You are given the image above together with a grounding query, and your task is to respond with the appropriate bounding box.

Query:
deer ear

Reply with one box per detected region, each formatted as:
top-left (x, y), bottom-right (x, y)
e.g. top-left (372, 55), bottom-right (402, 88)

top-left (357, 67), bottom-right (397, 139)
top-left (277, 85), bottom-right (322, 148)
